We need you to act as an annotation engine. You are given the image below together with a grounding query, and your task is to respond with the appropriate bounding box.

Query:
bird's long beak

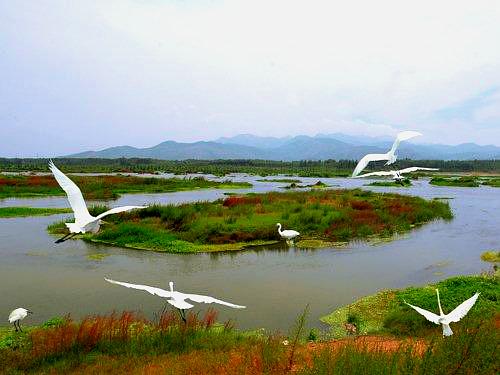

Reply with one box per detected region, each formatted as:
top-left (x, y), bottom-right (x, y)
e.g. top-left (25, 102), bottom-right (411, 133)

top-left (100, 220), bottom-right (109, 224)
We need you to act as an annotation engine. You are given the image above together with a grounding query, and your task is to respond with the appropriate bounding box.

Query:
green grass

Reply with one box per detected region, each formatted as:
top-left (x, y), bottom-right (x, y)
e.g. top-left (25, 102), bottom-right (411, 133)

top-left (0, 174), bottom-right (251, 200)
top-left (282, 180), bottom-right (330, 189)
top-left (0, 206), bottom-right (71, 218)
top-left (321, 274), bottom-right (499, 338)
top-left (366, 179), bottom-right (412, 187)
top-left (48, 189), bottom-right (452, 253)
top-left (481, 251), bottom-right (500, 263)
top-left (430, 176), bottom-right (481, 187)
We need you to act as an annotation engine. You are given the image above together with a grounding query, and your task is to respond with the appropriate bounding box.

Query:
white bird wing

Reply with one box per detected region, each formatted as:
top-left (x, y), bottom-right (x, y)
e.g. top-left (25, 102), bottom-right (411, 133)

top-left (389, 131), bottom-right (423, 155)
top-left (49, 161), bottom-right (92, 224)
top-left (352, 154), bottom-right (388, 177)
top-left (183, 293), bottom-right (246, 309)
top-left (404, 301), bottom-right (441, 324)
top-left (444, 293), bottom-right (480, 323)
top-left (283, 230), bottom-right (300, 237)
top-left (354, 170), bottom-right (396, 178)
top-left (104, 278), bottom-right (173, 298)
top-left (95, 206), bottom-right (147, 220)
top-left (398, 167), bottom-right (439, 174)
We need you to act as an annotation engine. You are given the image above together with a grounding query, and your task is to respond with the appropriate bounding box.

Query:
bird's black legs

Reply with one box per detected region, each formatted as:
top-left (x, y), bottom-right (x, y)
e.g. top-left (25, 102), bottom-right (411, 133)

top-left (13, 321), bottom-right (22, 333)
top-left (177, 309), bottom-right (187, 323)
top-left (55, 233), bottom-right (77, 244)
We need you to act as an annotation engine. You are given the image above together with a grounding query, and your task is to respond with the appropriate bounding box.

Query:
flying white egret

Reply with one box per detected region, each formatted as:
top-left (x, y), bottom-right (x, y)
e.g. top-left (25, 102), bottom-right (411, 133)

top-left (354, 167), bottom-right (439, 184)
top-left (49, 161), bottom-right (146, 243)
top-left (352, 131), bottom-right (423, 177)
top-left (8, 308), bottom-right (32, 332)
top-left (404, 289), bottom-right (480, 336)
top-left (277, 223), bottom-right (300, 245)
top-left (104, 278), bottom-right (246, 322)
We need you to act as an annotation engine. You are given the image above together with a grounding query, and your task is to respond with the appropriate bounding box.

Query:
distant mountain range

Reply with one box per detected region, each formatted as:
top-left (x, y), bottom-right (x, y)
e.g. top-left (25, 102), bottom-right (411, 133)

top-left (67, 134), bottom-right (500, 161)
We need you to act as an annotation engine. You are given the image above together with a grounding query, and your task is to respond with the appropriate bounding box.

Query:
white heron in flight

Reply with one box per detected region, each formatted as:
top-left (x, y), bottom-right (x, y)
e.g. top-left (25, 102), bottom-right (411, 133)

top-left (49, 161), bottom-right (146, 243)
top-left (404, 289), bottom-right (480, 336)
top-left (354, 167), bottom-right (439, 184)
top-left (277, 223), bottom-right (300, 245)
top-left (352, 131), bottom-right (422, 177)
top-left (9, 308), bottom-right (32, 332)
top-left (105, 278), bottom-right (246, 322)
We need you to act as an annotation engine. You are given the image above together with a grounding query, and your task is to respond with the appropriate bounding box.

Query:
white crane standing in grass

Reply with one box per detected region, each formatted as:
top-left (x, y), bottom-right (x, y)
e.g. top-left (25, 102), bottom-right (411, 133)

top-left (404, 289), bottom-right (480, 336)
top-left (276, 223), bottom-right (300, 245)
top-left (9, 308), bottom-right (32, 332)
top-left (352, 131), bottom-right (423, 177)
top-left (354, 167), bottom-right (439, 185)
top-left (49, 161), bottom-right (146, 243)
top-left (105, 278), bottom-right (246, 322)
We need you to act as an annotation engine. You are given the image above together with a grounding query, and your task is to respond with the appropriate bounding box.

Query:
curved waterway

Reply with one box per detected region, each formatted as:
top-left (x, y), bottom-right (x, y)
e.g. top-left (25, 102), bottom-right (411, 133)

top-left (0, 175), bottom-right (498, 331)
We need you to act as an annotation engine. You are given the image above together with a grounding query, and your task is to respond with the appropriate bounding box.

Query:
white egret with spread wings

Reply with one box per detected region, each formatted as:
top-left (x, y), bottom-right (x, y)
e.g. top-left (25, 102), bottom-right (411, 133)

top-left (352, 131), bottom-right (422, 177)
top-left (404, 289), bottom-right (480, 336)
top-left (105, 278), bottom-right (246, 322)
top-left (49, 161), bottom-right (146, 243)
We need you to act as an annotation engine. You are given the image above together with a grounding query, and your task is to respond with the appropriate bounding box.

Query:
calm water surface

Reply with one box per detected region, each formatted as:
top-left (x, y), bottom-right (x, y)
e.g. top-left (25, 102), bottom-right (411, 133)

top-left (0, 176), bottom-right (498, 331)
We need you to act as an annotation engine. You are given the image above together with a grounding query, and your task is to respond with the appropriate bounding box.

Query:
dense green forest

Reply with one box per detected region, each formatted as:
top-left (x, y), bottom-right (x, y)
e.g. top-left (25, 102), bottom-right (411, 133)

top-left (1, 158), bottom-right (499, 176)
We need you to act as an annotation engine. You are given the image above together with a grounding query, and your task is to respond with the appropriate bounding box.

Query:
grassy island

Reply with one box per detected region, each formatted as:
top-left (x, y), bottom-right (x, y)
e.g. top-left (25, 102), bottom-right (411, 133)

top-left (366, 179), bottom-right (412, 187)
top-left (0, 207), bottom-right (71, 218)
top-left (429, 176), bottom-right (481, 187)
top-left (48, 189), bottom-right (452, 253)
top-left (0, 174), bottom-right (251, 200)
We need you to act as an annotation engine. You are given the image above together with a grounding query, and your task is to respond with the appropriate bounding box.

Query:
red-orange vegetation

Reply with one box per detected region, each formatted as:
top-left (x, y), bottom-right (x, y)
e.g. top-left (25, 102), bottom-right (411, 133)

top-left (223, 196), bottom-right (262, 207)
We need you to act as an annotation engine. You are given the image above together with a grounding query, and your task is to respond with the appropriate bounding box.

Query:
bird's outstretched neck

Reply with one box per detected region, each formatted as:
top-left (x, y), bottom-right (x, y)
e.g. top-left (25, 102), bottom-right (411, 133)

top-left (436, 289), bottom-right (444, 316)
top-left (276, 223), bottom-right (282, 235)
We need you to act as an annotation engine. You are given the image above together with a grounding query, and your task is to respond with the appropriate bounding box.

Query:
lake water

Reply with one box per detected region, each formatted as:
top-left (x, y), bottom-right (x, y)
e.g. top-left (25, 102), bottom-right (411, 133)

top-left (0, 175), bottom-right (498, 331)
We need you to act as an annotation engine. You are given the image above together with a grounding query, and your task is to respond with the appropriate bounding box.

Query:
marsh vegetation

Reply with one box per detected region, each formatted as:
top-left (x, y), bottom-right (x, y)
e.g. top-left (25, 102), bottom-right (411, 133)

top-left (0, 207), bottom-right (71, 218)
top-left (0, 293), bottom-right (497, 374)
top-left (321, 274), bottom-right (499, 338)
top-left (48, 189), bottom-right (452, 253)
top-left (0, 174), bottom-right (251, 200)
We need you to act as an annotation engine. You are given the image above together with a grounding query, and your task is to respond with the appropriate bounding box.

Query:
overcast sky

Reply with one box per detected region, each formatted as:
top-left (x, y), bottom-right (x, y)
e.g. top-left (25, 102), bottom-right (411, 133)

top-left (1, 0), bottom-right (500, 157)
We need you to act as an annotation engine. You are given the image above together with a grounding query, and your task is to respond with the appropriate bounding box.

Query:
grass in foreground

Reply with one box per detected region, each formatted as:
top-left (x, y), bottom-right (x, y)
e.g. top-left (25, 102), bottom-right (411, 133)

top-left (0, 308), bottom-right (497, 374)
top-left (0, 174), bottom-right (251, 200)
top-left (321, 274), bottom-right (499, 338)
top-left (48, 189), bottom-right (452, 253)
top-left (0, 206), bottom-right (72, 218)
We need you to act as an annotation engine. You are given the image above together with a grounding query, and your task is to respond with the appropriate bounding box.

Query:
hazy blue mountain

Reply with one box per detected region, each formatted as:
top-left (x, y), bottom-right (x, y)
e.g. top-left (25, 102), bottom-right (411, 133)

top-left (66, 134), bottom-right (500, 160)
top-left (215, 134), bottom-right (292, 149)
